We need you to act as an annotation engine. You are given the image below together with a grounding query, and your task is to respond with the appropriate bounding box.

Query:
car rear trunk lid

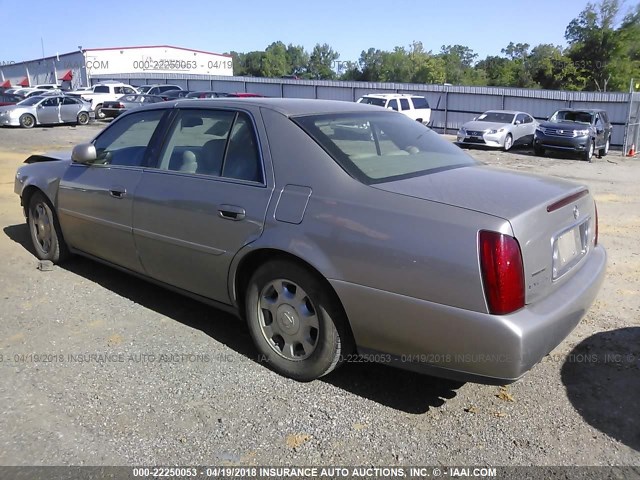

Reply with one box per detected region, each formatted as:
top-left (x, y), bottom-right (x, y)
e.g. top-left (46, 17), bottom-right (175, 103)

top-left (373, 165), bottom-right (597, 305)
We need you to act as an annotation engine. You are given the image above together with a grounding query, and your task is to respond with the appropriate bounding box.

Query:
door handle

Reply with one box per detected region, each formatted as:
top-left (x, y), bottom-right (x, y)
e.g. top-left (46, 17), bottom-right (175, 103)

top-left (109, 188), bottom-right (126, 199)
top-left (218, 204), bottom-right (246, 221)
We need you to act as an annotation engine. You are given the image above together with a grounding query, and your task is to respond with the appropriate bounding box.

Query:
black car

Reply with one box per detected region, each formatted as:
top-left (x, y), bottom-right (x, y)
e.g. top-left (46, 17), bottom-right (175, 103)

top-left (534, 109), bottom-right (612, 162)
top-left (185, 91), bottom-right (229, 99)
top-left (160, 90), bottom-right (192, 100)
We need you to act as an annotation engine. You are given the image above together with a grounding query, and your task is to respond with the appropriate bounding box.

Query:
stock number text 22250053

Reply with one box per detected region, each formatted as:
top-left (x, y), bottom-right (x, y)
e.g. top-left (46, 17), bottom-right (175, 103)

top-left (131, 59), bottom-right (232, 71)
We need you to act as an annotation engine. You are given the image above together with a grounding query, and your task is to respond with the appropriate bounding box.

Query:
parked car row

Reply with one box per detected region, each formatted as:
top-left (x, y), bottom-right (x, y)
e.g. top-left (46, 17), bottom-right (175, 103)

top-left (455, 108), bottom-right (612, 162)
top-left (0, 82), bottom-right (267, 127)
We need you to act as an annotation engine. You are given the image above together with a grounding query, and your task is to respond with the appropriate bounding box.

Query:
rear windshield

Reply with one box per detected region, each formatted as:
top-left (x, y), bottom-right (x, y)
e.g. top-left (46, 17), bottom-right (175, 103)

top-left (359, 97), bottom-right (387, 107)
top-left (294, 112), bottom-right (476, 184)
top-left (412, 97), bottom-right (430, 109)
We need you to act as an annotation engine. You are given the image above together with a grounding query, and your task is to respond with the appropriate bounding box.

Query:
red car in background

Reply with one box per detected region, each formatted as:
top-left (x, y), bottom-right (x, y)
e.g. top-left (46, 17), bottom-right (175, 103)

top-left (0, 93), bottom-right (21, 106)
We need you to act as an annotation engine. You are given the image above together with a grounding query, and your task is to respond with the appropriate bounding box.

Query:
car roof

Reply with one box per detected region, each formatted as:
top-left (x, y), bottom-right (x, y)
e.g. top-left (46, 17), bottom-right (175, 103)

top-left (361, 93), bottom-right (424, 99)
top-left (483, 110), bottom-right (527, 115)
top-left (168, 98), bottom-right (387, 116)
top-left (555, 108), bottom-right (605, 113)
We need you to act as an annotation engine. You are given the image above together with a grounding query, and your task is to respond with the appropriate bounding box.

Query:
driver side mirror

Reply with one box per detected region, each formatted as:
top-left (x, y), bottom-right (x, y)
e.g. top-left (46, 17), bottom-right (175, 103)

top-left (71, 143), bottom-right (97, 164)
top-left (515, 120), bottom-right (522, 125)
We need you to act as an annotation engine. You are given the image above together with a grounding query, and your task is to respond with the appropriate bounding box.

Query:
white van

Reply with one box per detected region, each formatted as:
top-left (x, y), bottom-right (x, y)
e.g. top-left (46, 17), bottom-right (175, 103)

top-left (357, 93), bottom-right (432, 125)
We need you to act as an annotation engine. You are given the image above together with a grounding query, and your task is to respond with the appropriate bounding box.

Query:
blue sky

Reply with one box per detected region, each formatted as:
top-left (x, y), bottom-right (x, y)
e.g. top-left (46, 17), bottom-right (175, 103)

top-left (0, 0), bottom-right (610, 64)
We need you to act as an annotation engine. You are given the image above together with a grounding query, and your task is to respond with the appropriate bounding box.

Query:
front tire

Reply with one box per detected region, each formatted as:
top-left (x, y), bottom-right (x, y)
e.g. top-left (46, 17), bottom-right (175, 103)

top-left (584, 139), bottom-right (595, 162)
top-left (245, 260), bottom-right (352, 381)
top-left (27, 191), bottom-right (69, 263)
top-left (19, 114), bottom-right (36, 129)
top-left (503, 134), bottom-right (513, 151)
top-left (77, 111), bottom-right (90, 125)
top-left (95, 104), bottom-right (105, 120)
top-left (534, 144), bottom-right (545, 156)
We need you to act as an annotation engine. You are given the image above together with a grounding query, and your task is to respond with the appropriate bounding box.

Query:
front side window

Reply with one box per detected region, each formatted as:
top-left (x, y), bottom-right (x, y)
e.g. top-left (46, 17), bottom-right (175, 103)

top-left (515, 114), bottom-right (526, 124)
top-left (156, 109), bottom-right (263, 183)
top-left (387, 99), bottom-right (399, 111)
top-left (295, 112), bottom-right (476, 184)
top-left (41, 97), bottom-right (59, 107)
top-left (92, 109), bottom-right (165, 166)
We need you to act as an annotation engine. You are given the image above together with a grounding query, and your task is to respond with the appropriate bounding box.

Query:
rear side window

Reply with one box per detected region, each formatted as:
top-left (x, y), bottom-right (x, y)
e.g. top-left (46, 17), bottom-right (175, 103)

top-left (399, 98), bottom-right (410, 110)
top-left (412, 97), bottom-right (430, 109)
top-left (156, 109), bottom-right (263, 183)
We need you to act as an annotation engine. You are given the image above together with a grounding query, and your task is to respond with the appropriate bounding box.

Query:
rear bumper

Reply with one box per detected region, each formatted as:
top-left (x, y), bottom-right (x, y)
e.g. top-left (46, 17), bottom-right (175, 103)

top-left (331, 245), bottom-right (606, 383)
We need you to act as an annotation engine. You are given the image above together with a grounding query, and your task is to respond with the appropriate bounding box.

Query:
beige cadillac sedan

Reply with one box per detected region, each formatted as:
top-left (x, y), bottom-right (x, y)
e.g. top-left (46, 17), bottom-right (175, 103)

top-left (15, 98), bottom-right (606, 383)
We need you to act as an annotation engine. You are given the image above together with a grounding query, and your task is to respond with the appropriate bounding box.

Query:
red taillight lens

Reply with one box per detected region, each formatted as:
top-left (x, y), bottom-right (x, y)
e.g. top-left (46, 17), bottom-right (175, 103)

top-left (594, 201), bottom-right (599, 246)
top-left (479, 231), bottom-right (525, 315)
top-left (117, 103), bottom-right (124, 108)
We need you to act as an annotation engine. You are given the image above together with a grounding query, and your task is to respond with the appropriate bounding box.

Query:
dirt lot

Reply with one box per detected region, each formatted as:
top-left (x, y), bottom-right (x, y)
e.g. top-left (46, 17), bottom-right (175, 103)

top-left (0, 123), bottom-right (638, 468)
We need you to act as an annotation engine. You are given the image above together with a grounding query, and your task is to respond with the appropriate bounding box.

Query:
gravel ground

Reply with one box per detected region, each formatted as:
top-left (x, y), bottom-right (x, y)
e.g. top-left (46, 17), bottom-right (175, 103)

top-left (0, 123), bottom-right (638, 468)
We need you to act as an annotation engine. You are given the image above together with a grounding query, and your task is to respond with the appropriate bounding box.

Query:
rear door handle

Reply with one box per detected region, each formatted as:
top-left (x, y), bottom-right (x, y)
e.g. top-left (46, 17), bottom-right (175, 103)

top-left (109, 187), bottom-right (126, 199)
top-left (218, 204), bottom-right (246, 221)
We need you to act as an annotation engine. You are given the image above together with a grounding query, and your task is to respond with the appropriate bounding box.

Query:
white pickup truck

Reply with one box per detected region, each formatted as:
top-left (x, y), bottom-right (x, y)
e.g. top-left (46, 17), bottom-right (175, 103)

top-left (69, 82), bottom-right (138, 120)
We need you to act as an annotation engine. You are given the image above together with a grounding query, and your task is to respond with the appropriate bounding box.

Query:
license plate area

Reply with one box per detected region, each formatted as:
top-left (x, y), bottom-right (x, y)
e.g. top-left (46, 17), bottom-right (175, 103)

top-left (552, 219), bottom-right (590, 280)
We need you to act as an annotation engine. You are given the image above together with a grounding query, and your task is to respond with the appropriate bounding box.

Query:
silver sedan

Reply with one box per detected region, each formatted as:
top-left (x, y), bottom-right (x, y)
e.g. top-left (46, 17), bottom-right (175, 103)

top-left (14, 99), bottom-right (605, 384)
top-left (0, 95), bottom-right (93, 128)
top-left (457, 110), bottom-right (538, 151)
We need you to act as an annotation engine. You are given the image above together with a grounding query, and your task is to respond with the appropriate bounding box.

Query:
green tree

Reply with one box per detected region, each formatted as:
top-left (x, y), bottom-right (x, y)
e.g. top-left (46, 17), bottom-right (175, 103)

top-left (565, 0), bottom-right (622, 91)
top-left (285, 44), bottom-right (309, 76)
top-left (262, 41), bottom-right (288, 77)
top-left (527, 44), bottom-right (585, 90)
top-left (500, 42), bottom-right (535, 87)
top-left (242, 51), bottom-right (267, 77)
top-left (439, 44), bottom-right (479, 85)
top-left (307, 43), bottom-right (339, 79)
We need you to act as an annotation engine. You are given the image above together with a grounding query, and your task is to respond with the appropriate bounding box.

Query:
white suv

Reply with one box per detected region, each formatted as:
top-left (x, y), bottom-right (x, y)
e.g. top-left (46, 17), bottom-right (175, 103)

top-left (357, 94), bottom-right (432, 125)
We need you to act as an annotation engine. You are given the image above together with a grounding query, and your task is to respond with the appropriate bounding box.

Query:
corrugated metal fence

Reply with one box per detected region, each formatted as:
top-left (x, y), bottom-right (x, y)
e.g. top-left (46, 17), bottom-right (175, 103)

top-left (91, 73), bottom-right (637, 148)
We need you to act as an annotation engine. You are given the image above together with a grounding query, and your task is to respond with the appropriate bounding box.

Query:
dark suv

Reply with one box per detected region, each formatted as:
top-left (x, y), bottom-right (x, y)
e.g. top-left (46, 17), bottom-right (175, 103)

top-left (533, 108), bottom-right (612, 162)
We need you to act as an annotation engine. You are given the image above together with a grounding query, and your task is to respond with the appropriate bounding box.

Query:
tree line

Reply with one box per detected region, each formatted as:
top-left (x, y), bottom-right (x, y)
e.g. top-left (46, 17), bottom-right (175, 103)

top-left (229, 0), bottom-right (640, 92)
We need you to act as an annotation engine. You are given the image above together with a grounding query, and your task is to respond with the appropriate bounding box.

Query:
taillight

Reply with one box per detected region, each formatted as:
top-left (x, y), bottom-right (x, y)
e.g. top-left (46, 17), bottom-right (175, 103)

top-left (594, 201), bottom-right (598, 246)
top-left (117, 103), bottom-right (125, 108)
top-left (479, 231), bottom-right (525, 315)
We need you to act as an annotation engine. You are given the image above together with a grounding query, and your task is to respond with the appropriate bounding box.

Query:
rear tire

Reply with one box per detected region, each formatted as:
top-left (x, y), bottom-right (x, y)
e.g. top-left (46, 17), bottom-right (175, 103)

top-left (598, 137), bottom-right (610, 157)
top-left (27, 191), bottom-right (69, 263)
top-left (77, 111), bottom-right (90, 125)
top-left (19, 114), bottom-right (36, 129)
top-left (245, 260), bottom-right (353, 381)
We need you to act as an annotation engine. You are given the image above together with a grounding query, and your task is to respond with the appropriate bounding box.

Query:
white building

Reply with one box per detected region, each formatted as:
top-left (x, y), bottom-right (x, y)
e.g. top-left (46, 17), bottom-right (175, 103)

top-left (0, 45), bottom-right (233, 89)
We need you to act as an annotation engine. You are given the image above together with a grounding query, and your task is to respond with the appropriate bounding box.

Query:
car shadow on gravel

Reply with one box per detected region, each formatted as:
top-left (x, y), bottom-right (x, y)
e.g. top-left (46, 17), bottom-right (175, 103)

top-left (5, 222), bottom-right (463, 413)
top-left (561, 327), bottom-right (640, 451)
top-left (324, 363), bottom-right (463, 414)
